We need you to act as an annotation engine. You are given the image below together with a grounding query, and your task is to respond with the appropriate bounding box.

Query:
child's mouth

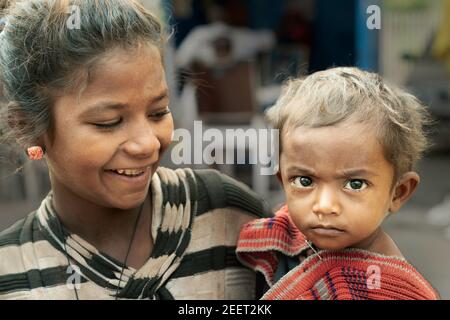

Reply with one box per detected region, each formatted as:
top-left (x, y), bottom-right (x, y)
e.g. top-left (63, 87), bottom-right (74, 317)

top-left (309, 224), bottom-right (345, 237)
top-left (310, 227), bottom-right (344, 237)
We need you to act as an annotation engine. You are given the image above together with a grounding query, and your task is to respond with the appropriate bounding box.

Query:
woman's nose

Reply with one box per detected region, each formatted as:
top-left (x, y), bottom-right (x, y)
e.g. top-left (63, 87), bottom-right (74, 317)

top-left (312, 185), bottom-right (341, 217)
top-left (122, 120), bottom-right (161, 159)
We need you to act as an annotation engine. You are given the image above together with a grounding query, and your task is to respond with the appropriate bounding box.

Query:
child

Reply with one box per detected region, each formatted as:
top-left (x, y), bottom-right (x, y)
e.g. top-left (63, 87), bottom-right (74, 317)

top-left (237, 67), bottom-right (440, 300)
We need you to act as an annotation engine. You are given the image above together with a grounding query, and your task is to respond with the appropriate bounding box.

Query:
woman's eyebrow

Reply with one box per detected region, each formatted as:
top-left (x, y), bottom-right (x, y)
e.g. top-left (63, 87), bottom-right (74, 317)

top-left (80, 103), bottom-right (126, 117)
top-left (79, 90), bottom-right (169, 117)
top-left (151, 90), bottom-right (169, 103)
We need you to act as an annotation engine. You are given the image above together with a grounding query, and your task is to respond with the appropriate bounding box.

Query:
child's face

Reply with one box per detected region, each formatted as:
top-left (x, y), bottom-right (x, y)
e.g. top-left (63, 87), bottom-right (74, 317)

top-left (278, 122), bottom-right (396, 250)
top-left (43, 45), bottom-right (173, 210)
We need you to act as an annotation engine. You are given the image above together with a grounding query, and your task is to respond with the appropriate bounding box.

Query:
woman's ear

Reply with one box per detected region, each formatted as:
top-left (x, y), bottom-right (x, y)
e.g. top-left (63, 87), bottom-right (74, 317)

top-left (389, 171), bottom-right (420, 213)
top-left (6, 103), bottom-right (29, 146)
top-left (6, 102), bottom-right (45, 149)
top-left (6, 102), bottom-right (25, 131)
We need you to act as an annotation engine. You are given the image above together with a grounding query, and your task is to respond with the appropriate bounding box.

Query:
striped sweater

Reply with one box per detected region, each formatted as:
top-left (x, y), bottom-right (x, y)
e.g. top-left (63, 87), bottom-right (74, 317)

top-left (0, 167), bottom-right (272, 300)
top-left (237, 205), bottom-right (440, 300)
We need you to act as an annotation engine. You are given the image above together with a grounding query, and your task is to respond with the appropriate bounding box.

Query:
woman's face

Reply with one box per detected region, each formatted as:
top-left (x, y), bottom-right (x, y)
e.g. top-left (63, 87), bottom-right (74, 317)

top-left (43, 45), bottom-right (173, 210)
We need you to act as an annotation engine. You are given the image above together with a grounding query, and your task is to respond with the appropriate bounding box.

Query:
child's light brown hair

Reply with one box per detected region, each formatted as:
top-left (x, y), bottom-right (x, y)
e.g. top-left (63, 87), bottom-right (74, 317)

top-left (266, 67), bottom-right (432, 181)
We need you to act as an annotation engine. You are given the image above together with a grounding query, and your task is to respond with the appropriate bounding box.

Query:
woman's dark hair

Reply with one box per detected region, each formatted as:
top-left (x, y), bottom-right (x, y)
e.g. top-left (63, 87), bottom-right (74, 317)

top-left (0, 0), bottom-right (164, 150)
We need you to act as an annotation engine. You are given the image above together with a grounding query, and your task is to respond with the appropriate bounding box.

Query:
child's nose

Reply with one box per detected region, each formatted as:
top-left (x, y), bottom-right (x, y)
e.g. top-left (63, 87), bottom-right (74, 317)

top-left (312, 186), bottom-right (341, 217)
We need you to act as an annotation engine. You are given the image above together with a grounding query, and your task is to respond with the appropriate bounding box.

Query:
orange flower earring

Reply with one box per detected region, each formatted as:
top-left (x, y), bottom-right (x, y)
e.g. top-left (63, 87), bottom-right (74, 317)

top-left (27, 146), bottom-right (45, 160)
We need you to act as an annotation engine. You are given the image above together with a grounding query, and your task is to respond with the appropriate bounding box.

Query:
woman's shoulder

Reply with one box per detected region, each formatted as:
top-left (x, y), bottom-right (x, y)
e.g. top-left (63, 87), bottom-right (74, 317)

top-left (0, 212), bottom-right (38, 277)
top-left (0, 211), bottom-right (37, 246)
top-left (0, 210), bottom-right (64, 298)
top-left (155, 167), bottom-right (273, 219)
top-left (194, 168), bottom-right (273, 218)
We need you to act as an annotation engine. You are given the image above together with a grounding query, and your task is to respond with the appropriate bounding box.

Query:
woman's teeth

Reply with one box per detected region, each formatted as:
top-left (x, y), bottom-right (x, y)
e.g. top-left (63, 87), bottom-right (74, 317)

top-left (112, 168), bottom-right (146, 176)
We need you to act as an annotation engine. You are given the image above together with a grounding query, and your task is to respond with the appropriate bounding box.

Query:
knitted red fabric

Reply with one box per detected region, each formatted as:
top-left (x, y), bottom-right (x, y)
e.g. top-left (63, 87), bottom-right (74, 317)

top-left (236, 205), bottom-right (439, 300)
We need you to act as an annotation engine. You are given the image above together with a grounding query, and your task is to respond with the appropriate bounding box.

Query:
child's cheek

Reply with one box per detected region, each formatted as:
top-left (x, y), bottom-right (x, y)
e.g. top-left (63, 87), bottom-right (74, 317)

top-left (286, 201), bottom-right (308, 228)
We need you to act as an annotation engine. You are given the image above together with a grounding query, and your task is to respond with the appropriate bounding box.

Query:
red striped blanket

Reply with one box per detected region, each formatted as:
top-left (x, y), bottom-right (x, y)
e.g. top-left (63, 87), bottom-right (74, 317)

top-left (236, 205), bottom-right (439, 300)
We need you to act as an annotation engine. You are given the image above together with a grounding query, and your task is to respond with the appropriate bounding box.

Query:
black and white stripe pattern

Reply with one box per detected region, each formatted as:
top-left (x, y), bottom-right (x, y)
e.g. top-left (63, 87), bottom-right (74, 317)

top-left (0, 167), bottom-right (272, 300)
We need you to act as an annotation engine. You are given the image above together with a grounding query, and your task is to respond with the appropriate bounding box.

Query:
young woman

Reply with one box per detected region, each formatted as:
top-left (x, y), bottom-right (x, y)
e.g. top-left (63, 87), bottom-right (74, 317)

top-left (0, 0), bottom-right (271, 300)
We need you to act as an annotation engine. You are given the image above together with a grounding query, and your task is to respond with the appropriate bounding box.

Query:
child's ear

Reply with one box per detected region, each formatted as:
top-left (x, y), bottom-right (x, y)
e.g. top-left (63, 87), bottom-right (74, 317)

top-left (389, 172), bottom-right (420, 213)
top-left (276, 169), bottom-right (288, 191)
top-left (276, 171), bottom-right (283, 184)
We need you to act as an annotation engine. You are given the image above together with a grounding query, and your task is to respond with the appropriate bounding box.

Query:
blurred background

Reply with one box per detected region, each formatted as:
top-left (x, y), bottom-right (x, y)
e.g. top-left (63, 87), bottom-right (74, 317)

top-left (1, 0), bottom-right (450, 298)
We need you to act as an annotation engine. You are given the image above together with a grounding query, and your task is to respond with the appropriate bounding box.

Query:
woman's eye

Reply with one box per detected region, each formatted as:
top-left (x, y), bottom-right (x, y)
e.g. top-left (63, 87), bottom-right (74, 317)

top-left (344, 179), bottom-right (368, 191)
top-left (291, 176), bottom-right (314, 188)
top-left (93, 119), bottom-right (122, 129)
top-left (149, 108), bottom-right (171, 119)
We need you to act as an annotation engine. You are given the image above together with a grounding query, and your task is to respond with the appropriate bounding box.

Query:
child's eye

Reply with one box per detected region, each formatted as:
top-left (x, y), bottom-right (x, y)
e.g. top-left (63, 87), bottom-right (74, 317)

top-left (93, 119), bottom-right (122, 129)
top-left (149, 107), bottom-right (171, 120)
top-left (291, 176), bottom-right (314, 188)
top-left (344, 179), bottom-right (368, 191)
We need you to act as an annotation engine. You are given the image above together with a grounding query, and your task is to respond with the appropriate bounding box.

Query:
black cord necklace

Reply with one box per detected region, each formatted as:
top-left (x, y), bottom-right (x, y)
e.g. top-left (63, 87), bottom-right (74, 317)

top-left (57, 202), bottom-right (145, 300)
top-left (114, 202), bottom-right (144, 299)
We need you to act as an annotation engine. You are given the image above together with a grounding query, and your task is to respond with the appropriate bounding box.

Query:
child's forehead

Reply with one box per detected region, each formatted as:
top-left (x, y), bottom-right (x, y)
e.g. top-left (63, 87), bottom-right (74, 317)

top-left (283, 121), bottom-right (377, 145)
top-left (281, 122), bottom-right (389, 172)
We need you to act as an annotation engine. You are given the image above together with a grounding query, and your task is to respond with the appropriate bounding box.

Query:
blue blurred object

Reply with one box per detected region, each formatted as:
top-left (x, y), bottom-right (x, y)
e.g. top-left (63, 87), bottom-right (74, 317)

top-left (355, 0), bottom-right (380, 71)
top-left (170, 0), bottom-right (208, 48)
top-left (308, 0), bottom-right (357, 73)
top-left (247, 0), bottom-right (285, 30)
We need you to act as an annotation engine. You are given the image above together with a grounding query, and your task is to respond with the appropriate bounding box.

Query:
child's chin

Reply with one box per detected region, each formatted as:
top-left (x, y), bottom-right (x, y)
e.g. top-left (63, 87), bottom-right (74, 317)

top-left (310, 239), bottom-right (347, 251)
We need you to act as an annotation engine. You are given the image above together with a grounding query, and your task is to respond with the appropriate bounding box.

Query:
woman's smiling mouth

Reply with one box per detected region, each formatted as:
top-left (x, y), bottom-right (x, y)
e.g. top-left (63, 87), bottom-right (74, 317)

top-left (104, 166), bottom-right (152, 188)
top-left (109, 168), bottom-right (147, 177)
